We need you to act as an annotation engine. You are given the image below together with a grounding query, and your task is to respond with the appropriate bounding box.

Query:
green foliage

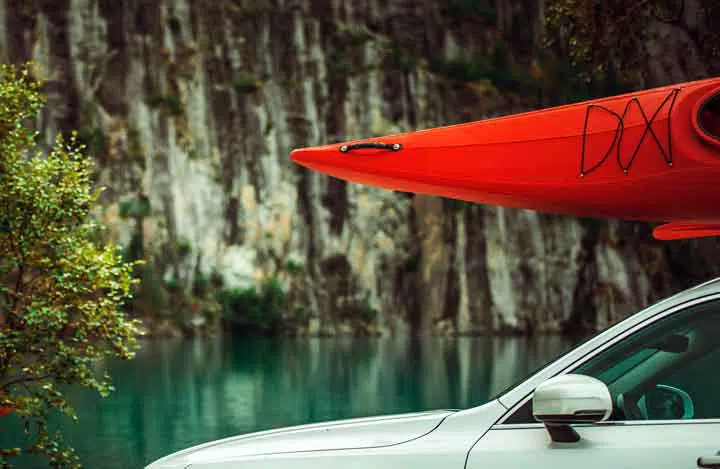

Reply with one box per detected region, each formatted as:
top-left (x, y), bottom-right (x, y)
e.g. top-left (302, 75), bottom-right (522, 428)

top-left (385, 52), bottom-right (422, 74)
top-left (232, 72), bottom-right (263, 94)
top-left (544, 0), bottom-right (651, 83)
top-left (216, 276), bottom-right (286, 333)
top-left (118, 195), bottom-right (151, 219)
top-left (192, 274), bottom-right (210, 296)
top-left (442, 198), bottom-right (471, 212)
top-left (326, 55), bottom-right (355, 77)
top-left (358, 296), bottom-right (379, 325)
top-left (209, 269), bottom-right (224, 289)
top-left (175, 238), bottom-right (192, 259)
top-left (122, 230), bottom-right (144, 262)
top-left (334, 24), bottom-right (374, 48)
top-left (326, 24), bottom-right (375, 77)
top-left (0, 64), bottom-right (141, 467)
top-left (430, 44), bottom-right (534, 95)
top-left (163, 276), bottom-right (181, 293)
top-left (431, 55), bottom-right (493, 82)
top-left (187, 144), bottom-right (204, 160)
top-left (125, 127), bottom-right (146, 168)
top-left (293, 305), bottom-right (312, 324)
top-left (133, 266), bottom-right (169, 317)
top-left (147, 93), bottom-right (183, 116)
top-left (537, 51), bottom-right (633, 104)
top-left (76, 127), bottom-right (106, 158)
top-left (444, 0), bottom-right (496, 20)
top-left (284, 260), bottom-right (304, 275)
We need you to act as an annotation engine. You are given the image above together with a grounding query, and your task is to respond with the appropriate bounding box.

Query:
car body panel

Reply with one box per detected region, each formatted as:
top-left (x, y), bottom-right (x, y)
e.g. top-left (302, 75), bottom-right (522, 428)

top-left (186, 401), bottom-right (507, 469)
top-left (146, 410), bottom-right (456, 468)
top-left (468, 421), bottom-right (720, 469)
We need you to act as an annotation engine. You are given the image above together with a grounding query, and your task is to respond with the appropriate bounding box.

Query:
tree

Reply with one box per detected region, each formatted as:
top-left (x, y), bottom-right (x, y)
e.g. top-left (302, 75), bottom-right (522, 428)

top-left (544, 0), bottom-right (720, 85)
top-left (0, 65), bottom-right (141, 467)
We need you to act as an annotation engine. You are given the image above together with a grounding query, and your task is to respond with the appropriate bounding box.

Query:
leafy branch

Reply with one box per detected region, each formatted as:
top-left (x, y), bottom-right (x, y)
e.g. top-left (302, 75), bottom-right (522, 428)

top-left (0, 64), bottom-right (141, 468)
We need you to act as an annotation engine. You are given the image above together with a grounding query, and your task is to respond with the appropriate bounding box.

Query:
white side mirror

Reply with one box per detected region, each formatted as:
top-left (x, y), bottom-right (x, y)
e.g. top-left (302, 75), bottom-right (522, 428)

top-left (533, 374), bottom-right (612, 443)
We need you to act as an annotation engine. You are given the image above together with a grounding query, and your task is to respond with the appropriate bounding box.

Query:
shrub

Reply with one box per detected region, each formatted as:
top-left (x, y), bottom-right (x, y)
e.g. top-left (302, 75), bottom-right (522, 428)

top-left (0, 64), bottom-right (140, 468)
top-left (216, 277), bottom-right (286, 333)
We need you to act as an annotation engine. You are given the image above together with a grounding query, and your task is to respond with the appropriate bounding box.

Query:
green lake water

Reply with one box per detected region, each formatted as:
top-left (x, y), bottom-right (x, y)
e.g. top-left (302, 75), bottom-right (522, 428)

top-left (1, 336), bottom-right (572, 468)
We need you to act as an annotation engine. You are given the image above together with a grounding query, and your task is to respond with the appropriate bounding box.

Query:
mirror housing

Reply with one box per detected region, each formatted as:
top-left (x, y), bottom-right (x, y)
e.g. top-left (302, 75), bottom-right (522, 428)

top-left (533, 374), bottom-right (612, 443)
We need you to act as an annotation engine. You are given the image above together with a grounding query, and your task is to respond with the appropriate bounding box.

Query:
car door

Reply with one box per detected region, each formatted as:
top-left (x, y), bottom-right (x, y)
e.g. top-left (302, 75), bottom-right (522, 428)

top-left (467, 298), bottom-right (720, 469)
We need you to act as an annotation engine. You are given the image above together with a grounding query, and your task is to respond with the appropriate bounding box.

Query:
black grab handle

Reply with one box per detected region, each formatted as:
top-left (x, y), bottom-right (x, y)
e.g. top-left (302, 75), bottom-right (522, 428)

top-left (339, 142), bottom-right (402, 153)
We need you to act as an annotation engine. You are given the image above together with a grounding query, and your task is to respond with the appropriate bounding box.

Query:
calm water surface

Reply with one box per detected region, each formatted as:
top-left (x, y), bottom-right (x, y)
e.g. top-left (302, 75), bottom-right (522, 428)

top-left (2, 336), bottom-right (573, 468)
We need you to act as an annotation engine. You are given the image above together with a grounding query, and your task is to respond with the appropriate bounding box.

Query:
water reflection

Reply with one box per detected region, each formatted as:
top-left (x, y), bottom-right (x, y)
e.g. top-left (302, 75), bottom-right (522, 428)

top-left (1, 336), bottom-right (572, 468)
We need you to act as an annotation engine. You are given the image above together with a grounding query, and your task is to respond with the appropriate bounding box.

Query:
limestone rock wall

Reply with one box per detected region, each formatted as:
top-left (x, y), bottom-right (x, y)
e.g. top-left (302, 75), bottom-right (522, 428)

top-left (3, 0), bottom-right (719, 334)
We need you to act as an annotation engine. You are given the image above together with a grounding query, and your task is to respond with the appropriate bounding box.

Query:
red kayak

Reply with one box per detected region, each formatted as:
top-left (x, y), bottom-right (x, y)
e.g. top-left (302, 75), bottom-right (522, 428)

top-left (291, 77), bottom-right (720, 240)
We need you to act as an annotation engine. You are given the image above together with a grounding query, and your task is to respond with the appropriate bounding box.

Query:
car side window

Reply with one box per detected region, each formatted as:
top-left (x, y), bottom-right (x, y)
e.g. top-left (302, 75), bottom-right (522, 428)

top-left (654, 346), bottom-right (720, 419)
top-left (503, 399), bottom-right (533, 424)
top-left (576, 299), bottom-right (720, 421)
top-left (502, 299), bottom-right (720, 424)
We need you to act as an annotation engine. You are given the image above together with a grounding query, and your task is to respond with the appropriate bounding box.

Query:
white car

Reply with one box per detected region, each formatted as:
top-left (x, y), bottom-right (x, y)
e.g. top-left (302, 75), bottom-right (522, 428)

top-left (147, 278), bottom-right (720, 469)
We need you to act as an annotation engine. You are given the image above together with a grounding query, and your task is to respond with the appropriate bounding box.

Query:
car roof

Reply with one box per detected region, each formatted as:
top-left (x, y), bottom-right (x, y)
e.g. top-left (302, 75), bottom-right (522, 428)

top-left (679, 276), bottom-right (720, 294)
top-left (659, 276), bottom-right (720, 310)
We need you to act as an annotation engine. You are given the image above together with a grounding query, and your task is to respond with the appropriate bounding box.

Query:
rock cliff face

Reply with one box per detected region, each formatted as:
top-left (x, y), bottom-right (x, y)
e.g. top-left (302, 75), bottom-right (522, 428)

top-left (3, 0), bottom-right (719, 334)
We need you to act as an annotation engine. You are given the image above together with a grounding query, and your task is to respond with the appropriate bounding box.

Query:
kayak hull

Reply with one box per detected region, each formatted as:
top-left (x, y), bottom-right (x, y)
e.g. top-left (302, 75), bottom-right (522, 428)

top-left (291, 77), bottom-right (720, 237)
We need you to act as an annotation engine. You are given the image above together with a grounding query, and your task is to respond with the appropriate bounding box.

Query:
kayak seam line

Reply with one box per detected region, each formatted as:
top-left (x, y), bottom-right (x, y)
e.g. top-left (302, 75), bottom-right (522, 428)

top-left (383, 122), bottom-right (673, 150)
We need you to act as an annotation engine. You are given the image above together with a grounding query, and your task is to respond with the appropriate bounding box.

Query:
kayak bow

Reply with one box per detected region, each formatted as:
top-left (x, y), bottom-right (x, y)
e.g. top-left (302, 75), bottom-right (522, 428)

top-left (291, 77), bottom-right (720, 240)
